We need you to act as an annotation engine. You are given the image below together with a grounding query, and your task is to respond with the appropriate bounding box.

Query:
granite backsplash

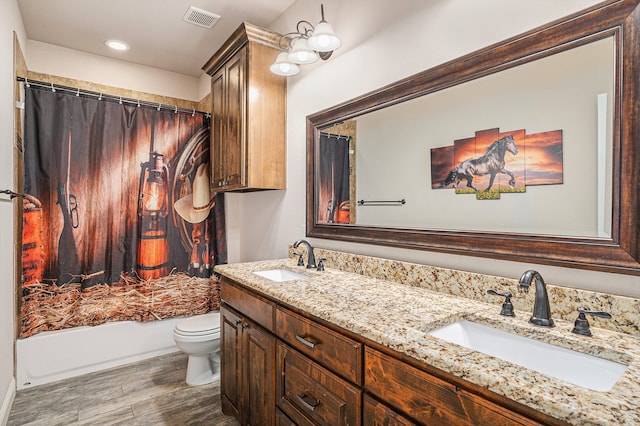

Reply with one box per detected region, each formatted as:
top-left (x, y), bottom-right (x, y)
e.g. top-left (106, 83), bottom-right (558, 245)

top-left (289, 246), bottom-right (640, 338)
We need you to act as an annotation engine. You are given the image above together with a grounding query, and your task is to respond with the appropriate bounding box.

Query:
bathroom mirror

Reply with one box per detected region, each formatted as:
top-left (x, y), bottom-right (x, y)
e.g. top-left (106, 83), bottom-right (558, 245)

top-left (306, 0), bottom-right (640, 275)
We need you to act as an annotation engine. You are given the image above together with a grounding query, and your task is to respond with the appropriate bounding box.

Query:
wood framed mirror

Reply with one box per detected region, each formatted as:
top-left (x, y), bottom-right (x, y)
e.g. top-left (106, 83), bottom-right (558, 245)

top-left (306, 0), bottom-right (640, 275)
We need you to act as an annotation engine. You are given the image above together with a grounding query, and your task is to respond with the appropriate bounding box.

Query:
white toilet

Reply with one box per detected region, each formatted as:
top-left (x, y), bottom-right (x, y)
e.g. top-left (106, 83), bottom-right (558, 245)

top-left (172, 311), bottom-right (221, 386)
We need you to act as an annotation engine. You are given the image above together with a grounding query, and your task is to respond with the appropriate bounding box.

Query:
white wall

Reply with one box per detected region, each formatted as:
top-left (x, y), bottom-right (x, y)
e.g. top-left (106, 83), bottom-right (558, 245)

top-left (1, 0), bottom-right (26, 420)
top-left (27, 40), bottom-right (201, 101)
top-left (227, 0), bottom-right (640, 298)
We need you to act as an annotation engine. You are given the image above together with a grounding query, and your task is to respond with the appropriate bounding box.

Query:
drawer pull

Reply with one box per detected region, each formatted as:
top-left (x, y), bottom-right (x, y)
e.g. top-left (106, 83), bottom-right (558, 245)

top-left (295, 334), bottom-right (318, 349)
top-left (296, 393), bottom-right (320, 411)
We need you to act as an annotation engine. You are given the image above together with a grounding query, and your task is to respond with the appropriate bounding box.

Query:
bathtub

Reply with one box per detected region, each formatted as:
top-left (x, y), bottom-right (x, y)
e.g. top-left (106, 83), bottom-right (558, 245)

top-left (16, 317), bottom-right (183, 389)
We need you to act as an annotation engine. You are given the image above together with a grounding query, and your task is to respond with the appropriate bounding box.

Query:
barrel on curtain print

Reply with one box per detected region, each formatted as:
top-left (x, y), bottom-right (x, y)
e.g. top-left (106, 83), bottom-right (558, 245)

top-left (22, 197), bottom-right (44, 287)
top-left (136, 226), bottom-right (169, 280)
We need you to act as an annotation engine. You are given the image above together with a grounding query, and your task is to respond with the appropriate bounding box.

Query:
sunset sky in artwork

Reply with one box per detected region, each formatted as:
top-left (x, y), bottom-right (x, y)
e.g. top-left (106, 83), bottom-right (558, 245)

top-left (430, 128), bottom-right (563, 190)
top-left (523, 131), bottom-right (564, 185)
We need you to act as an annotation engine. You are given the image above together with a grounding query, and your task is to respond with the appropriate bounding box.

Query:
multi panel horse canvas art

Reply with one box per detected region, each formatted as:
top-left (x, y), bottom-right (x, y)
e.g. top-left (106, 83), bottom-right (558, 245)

top-left (431, 127), bottom-right (563, 200)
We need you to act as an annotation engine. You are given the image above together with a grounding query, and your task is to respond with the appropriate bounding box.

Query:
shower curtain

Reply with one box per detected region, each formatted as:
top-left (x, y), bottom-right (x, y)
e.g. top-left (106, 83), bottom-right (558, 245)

top-left (20, 85), bottom-right (226, 337)
top-left (317, 133), bottom-right (350, 223)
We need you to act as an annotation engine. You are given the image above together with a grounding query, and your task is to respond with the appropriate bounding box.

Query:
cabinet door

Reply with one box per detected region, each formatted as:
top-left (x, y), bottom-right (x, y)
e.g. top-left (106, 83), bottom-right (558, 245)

top-left (210, 48), bottom-right (246, 190)
top-left (243, 321), bottom-right (276, 426)
top-left (221, 306), bottom-right (243, 418)
top-left (210, 67), bottom-right (225, 187)
top-left (223, 49), bottom-right (246, 189)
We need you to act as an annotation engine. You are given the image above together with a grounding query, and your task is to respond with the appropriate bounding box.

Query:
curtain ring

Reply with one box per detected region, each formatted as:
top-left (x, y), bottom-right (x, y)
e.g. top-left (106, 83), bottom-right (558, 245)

top-left (174, 106), bottom-right (178, 114)
top-left (76, 88), bottom-right (80, 97)
top-left (25, 78), bottom-right (30, 88)
top-left (50, 83), bottom-right (56, 92)
top-left (192, 109), bottom-right (195, 117)
top-left (137, 100), bottom-right (141, 108)
top-left (157, 103), bottom-right (161, 111)
top-left (119, 97), bottom-right (123, 105)
top-left (98, 92), bottom-right (102, 101)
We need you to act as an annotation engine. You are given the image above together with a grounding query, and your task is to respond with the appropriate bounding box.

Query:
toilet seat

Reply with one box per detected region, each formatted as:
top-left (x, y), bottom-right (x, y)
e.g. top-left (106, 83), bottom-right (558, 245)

top-left (174, 312), bottom-right (220, 336)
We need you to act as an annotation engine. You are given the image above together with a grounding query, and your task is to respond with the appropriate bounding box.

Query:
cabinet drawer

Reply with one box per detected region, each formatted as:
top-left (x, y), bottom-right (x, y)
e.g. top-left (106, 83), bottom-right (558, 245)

top-left (365, 347), bottom-right (542, 426)
top-left (363, 394), bottom-right (417, 426)
top-left (276, 307), bottom-right (362, 384)
top-left (277, 343), bottom-right (361, 426)
top-left (221, 278), bottom-right (275, 332)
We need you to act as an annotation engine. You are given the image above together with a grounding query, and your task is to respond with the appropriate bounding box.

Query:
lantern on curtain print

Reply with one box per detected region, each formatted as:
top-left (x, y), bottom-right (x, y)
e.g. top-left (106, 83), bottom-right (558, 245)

top-left (136, 151), bottom-right (170, 280)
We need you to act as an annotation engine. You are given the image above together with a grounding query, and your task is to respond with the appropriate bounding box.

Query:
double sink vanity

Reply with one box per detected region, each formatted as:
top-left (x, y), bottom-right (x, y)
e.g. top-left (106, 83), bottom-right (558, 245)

top-left (214, 247), bottom-right (640, 425)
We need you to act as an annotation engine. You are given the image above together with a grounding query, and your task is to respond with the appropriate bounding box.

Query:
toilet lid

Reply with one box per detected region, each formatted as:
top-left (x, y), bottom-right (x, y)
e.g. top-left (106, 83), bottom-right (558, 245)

top-left (175, 312), bottom-right (221, 334)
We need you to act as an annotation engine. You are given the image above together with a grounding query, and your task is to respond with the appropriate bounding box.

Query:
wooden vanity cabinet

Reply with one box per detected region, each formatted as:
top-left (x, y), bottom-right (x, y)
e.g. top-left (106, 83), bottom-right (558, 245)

top-left (203, 22), bottom-right (286, 192)
top-left (219, 276), bottom-right (563, 426)
top-left (220, 281), bottom-right (276, 425)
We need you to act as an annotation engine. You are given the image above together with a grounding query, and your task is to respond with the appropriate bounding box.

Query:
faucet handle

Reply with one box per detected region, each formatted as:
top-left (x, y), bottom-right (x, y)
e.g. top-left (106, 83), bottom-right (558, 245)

top-left (572, 307), bottom-right (612, 336)
top-left (487, 289), bottom-right (515, 317)
top-left (295, 252), bottom-right (305, 266)
top-left (316, 258), bottom-right (326, 271)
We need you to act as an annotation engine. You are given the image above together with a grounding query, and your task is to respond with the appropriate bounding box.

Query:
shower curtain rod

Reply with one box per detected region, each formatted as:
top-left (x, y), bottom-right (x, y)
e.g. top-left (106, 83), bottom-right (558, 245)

top-left (16, 77), bottom-right (210, 117)
top-left (320, 132), bottom-right (351, 141)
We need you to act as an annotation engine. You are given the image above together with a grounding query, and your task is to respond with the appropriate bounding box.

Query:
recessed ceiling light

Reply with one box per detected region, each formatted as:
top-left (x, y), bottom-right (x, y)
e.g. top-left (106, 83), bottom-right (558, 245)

top-left (105, 40), bottom-right (129, 51)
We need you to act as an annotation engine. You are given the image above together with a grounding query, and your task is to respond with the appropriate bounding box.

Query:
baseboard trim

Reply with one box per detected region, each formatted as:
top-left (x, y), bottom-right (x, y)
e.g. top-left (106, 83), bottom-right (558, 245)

top-left (0, 377), bottom-right (16, 426)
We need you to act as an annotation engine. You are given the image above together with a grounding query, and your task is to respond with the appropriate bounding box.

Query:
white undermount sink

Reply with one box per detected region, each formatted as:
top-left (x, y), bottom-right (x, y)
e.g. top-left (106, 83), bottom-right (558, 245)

top-left (427, 320), bottom-right (628, 392)
top-left (253, 269), bottom-right (309, 282)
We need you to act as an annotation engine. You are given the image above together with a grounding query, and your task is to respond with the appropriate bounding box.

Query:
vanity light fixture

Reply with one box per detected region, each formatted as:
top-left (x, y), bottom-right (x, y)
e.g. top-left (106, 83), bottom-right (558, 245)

top-left (105, 39), bottom-right (129, 51)
top-left (270, 4), bottom-right (341, 76)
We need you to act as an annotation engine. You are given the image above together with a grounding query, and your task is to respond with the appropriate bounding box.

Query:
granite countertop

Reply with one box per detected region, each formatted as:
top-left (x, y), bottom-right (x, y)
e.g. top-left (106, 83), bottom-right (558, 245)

top-left (215, 259), bottom-right (640, 425)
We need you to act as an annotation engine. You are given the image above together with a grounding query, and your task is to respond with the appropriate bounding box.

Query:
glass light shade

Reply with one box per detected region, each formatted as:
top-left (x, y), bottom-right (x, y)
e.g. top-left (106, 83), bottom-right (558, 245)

top-left (308, 21), bottom-right (341, 52)
top-left (270, 52), bottom-right (300, 76)
top-left (287, 38), bottom-right (319, 64)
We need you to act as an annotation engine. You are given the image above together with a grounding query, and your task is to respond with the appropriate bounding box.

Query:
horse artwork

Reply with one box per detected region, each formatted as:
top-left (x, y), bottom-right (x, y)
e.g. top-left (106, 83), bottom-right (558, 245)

top-left (430, 127), bottom-right (563, 200)
top-left (440, 134), bottom-right (519, 192)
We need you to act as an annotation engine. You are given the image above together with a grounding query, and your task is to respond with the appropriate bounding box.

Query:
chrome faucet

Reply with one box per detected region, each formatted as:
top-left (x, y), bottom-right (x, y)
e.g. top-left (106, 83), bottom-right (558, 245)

top-left (518, 270), bottom-right (554, 327)
top-left (293, 239), bottom-right (316, 269)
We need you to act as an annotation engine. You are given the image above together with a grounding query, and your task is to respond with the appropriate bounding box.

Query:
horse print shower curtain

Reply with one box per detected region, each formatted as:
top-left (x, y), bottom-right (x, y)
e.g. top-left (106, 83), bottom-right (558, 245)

top-left (20, 85), bottom-right (226, 338)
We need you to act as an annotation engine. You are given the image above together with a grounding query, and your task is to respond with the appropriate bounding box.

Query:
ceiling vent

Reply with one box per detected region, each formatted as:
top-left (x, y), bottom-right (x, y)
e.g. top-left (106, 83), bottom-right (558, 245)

top-left (183, 6), bottom-right (220, 29)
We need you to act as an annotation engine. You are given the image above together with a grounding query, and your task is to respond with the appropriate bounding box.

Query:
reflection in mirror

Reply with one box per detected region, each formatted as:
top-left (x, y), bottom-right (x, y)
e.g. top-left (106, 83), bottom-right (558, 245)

top-left (317, 121), bottom-right (357, 224)
top-left (307, 0), bottom-right (640, 275)
top-left (318, 38), bottom-right (614, 238)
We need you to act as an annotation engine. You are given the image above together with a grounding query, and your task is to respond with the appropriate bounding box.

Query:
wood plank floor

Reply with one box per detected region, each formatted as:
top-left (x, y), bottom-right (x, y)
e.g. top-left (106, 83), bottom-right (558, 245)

top-left (8, 352), bottom-right (240, 425)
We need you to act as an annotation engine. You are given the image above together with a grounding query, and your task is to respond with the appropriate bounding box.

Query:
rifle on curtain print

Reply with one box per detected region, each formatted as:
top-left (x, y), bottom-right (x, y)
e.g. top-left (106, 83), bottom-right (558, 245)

top-left (56, 120), bottom-right (81, 285)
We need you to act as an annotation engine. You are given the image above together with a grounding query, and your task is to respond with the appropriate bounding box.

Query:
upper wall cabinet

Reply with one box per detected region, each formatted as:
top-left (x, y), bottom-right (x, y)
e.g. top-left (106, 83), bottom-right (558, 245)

top-left (203, 23), bottom-right (286, 192)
